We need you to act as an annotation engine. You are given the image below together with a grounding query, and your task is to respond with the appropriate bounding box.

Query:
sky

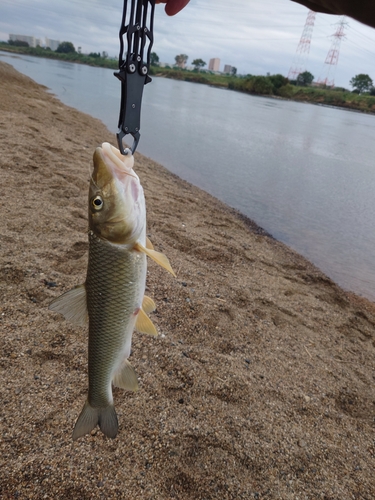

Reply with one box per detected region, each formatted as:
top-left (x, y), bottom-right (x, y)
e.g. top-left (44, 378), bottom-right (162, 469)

top-left (1, 0), bottom-right (375, 88)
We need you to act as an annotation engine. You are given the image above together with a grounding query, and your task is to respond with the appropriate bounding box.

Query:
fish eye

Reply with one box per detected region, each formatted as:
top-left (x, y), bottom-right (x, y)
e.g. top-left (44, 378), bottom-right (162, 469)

top-left (92, 196), bottom-right (104, 211)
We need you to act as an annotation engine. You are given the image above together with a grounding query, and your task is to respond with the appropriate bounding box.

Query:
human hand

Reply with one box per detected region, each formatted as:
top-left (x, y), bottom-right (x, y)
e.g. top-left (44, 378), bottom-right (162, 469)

top-left (155, 0), bottom-right (190, 16)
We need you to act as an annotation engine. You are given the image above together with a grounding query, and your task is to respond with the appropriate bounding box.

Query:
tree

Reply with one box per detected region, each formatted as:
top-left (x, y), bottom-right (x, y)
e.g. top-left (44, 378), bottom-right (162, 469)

top-left (268, 73), bottom-right (288, 90)
top-left (231, 67), bottom-right (237, 76)
top-left (56, 41), bottom-right (76, 53)
top-left (296, 71), bottom-right (314, 86)
top-left (350, 74), bottom-right (373, 93)
top-left (150, 52), bottom-right (159, 66)
top-left (245, 76), bottom-right (274, 95)
top-left (192, 58), bottom-right (206, 71)
top-left (175, 54), bottom-right (188, 69)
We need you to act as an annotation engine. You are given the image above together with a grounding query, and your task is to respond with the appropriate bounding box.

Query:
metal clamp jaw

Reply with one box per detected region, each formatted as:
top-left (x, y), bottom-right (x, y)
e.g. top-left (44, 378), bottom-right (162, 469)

top-left (114, 0), bottom-right (155, 155)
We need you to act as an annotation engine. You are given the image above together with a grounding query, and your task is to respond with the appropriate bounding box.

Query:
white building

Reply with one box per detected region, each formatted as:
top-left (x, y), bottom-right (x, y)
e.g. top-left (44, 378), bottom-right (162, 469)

top-left (45, 37), bottom-right (61, 51)
top-left (9, 34), bottom-right (39, 47)
top-left (223, 65), bottom-right (233, 74)
top-left (208, 58), bottom-right (220, 72)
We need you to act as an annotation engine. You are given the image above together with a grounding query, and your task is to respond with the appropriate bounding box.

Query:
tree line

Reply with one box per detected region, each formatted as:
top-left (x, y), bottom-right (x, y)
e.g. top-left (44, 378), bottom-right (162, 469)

top-left (3, 40), bottom-right (375, 104)
top-left (151, 52), bottom-right (373, 94)
top-left (151, 52), bottom-right (237, 75)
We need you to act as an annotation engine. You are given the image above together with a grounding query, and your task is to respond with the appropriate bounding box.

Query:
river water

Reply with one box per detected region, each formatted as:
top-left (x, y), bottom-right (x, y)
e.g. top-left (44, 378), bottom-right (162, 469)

top-left (2, 51), bottom-right (375, 300)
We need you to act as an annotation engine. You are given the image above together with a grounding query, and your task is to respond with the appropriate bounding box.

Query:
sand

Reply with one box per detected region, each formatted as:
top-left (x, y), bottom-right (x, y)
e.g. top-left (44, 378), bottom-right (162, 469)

top-left (0, 60), bottom-right (374, 499)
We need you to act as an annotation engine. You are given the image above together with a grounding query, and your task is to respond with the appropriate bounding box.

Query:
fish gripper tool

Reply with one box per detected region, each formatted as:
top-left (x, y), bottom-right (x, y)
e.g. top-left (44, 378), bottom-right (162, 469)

top-left (115, 0), bottom-right (156, 155)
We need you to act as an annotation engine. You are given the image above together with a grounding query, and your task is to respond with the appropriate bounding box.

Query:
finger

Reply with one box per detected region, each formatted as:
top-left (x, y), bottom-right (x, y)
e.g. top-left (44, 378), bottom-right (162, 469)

top-left (165, 0), bottom-right (190, 16)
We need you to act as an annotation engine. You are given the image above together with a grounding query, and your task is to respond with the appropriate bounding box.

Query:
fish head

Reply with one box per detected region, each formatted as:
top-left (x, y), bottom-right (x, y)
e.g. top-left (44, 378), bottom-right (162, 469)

top-left (89, 142), bottom-right (145, 245)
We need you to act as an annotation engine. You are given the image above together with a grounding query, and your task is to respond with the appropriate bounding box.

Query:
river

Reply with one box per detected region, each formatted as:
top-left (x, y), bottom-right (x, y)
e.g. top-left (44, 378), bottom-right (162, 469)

top-left (2, 51), bottom-right (375, 301)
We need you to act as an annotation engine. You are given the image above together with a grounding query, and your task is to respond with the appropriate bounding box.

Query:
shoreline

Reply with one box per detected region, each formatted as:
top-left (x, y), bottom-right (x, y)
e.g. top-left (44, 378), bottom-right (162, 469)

top-left (1, 61), bottom-right (375, 499)
top-left (2, 46), bottom-right (375, 116)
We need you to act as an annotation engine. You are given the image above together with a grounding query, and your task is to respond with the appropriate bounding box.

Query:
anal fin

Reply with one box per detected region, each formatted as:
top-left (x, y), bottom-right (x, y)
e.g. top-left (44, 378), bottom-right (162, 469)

top-left (112, 359), bottom-right (139, 392)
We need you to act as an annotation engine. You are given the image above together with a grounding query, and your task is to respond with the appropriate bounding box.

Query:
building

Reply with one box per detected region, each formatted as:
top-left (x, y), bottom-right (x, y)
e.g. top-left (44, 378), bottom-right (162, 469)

top-left (9, 34), bottom-right (40, 47)
top-left (223, 65), bottom-right (233, 74)
top-left (45, 38), bottom-right (61, 51)
top-left (208, 58), bottom-right (220, 72)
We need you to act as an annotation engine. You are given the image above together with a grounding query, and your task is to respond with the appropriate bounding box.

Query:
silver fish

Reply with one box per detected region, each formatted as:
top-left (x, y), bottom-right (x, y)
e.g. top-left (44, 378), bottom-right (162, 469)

top-left (49, 142), bottom-right (174, 440)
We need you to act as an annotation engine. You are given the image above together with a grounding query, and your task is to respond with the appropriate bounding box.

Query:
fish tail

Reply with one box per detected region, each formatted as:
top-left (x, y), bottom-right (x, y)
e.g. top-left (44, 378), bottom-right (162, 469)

top-left (72, 400), bottom-right (118, 441)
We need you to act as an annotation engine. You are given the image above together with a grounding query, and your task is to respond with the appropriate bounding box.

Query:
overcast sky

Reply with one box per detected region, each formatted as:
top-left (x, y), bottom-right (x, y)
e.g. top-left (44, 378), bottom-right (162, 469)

top-left (1, 0), bottom-right (375, 88)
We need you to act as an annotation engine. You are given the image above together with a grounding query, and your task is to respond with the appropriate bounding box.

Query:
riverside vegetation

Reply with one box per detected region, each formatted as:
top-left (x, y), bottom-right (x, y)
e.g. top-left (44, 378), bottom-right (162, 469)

top-left (2, 42), bottom-right (375, 114)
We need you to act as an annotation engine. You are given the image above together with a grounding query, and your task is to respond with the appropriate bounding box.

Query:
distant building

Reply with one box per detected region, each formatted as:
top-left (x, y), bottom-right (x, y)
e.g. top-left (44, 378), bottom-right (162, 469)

top-left (9, 34), bottom-right (38, 47)
top-left (9, 34), bottom-right (62, 50)
top-left (208, 58), bottom-right (220, 72)
top-left (223, 65), bottom-right (232, 74)
top-left (45, 37), bottom-right (61, 51)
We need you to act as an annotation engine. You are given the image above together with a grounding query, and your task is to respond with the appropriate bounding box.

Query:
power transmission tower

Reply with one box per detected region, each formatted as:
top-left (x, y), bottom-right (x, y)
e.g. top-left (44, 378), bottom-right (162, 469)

top-left (317, 16), bottom-right (347, 87)
top-left (288, 10), bottom-right (316, 80)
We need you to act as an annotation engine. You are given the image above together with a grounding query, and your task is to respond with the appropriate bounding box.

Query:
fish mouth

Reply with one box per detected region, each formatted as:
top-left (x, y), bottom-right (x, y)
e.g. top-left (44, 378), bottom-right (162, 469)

top-left (91, 142), bottom-right (139, 196)
top-left (98, 143), bottom-right (141, 206)
top-left (99, 142), bottom-right (137, 181)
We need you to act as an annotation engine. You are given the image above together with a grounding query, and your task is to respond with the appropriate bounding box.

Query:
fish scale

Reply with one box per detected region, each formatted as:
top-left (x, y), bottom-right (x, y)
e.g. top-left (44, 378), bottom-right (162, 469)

top-left (86, 230), bottom-right (146, 408)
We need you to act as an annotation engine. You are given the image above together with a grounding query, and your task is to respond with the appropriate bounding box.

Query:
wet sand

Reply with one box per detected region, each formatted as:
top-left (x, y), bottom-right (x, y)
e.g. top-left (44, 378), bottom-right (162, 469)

top-left (1, 61), bottom-right (375, 499)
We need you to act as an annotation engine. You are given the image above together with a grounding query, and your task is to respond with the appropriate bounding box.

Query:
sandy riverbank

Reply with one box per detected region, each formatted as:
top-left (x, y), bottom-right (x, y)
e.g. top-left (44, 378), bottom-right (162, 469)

top-left (1, 61), bottom-right (374, 499)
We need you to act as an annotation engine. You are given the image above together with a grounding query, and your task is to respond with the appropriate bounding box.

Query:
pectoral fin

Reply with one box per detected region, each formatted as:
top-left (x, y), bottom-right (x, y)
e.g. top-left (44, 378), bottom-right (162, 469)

top-left (135, 308), bottom-right (158, 336)
top-left (49, 284), bottom-right (88, 326)
top-left (113, 359), bottom-right (139, 392)
top-left (146, 237), bottom-right (154, 250)
top-left (134, 242), bottom-right (176, 276)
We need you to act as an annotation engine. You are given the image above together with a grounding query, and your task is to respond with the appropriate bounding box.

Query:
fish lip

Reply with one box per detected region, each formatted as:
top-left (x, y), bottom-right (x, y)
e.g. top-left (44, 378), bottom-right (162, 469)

top-left (99, 142), bottom-right (137, 180)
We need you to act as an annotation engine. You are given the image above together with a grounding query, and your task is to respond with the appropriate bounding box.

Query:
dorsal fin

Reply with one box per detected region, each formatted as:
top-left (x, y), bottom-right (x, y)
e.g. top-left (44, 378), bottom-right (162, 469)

top-left (49, 284), bottom-right (88, 326)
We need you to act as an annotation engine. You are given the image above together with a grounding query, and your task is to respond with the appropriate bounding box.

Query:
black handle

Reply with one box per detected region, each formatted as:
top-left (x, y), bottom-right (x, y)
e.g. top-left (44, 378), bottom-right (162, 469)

top-left (114, 0), bottom-right (155, 154)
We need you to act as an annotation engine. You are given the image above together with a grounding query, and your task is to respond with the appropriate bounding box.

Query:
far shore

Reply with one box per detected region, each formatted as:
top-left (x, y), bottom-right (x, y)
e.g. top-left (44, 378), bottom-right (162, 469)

top-left (1, 44), bottom-right (375, 115)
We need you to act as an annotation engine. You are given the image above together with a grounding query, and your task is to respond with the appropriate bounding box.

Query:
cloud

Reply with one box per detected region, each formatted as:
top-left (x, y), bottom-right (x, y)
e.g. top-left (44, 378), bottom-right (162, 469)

top-left (1, 0), bottom-right (375, 87)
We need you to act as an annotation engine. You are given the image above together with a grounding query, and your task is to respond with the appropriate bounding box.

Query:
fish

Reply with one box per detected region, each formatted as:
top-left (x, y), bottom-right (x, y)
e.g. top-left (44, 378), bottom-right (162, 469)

top-left (49, 142), bottom-right (175, 440)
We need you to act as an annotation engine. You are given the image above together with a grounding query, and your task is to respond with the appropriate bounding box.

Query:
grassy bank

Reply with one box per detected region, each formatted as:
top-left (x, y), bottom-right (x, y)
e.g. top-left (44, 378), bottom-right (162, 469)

top-left (2, 43), bottom-right (375, 114)
top-left (155, 68), bottom-right (375, 114)
top-left (278, 83), bottom-right (375, 113)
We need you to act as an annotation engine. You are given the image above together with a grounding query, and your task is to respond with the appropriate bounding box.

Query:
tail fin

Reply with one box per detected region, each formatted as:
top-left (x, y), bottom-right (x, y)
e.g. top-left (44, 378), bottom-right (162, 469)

top-left (72, 400), bottom-right (118, 441)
